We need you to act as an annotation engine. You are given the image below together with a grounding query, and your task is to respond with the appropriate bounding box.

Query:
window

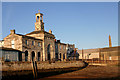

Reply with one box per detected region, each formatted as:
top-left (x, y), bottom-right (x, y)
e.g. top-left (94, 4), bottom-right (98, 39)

top-left (5, 54), bottom-right (9, 60)
top-left (55, 45), bottom-right (57, 49)
top-left (32, 41), bottom-right (34, 45)
top-left (63, 45), bottom-right (65, 49)
top-left (40, 16), bottom-right (42, 20)
top-left (11, 40), bottom-right (15, 48)
top-left (109, 56), bottom-right (111, 60)
top-left (37, 16), bottom-right (39, 20)
top-left (38, 42), bottom-right (40, 47)
top-left (25, 40), bottom-right (27, 45)
top-left (60, 45), bottom-right (61, 49)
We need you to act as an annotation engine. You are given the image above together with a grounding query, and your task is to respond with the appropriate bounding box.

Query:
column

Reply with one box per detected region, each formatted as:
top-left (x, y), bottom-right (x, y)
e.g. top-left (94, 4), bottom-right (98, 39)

top-left (42, 16), bottom-right (43, 22)
top-left (35, 52), bottom-right (38, 61)
top-left (42, 42), bottom-right (46, 61)
top-left (65, 53), bottom-right (67, 60)
top-left (61, 53), bottom-right (63, 61)
top-left (40, 51), bottom-right (42, 61)
top-left (28, 51), bottom-right (31, 61)
top-left (22, 52), bottom-right (25, 61)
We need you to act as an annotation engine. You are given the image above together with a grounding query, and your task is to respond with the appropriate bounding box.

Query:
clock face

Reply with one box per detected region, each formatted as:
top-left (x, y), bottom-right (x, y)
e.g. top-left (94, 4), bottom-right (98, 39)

top-left (36, 24), bottom-right (40, 28)
top-left (36, 25), bottom-right (39, 28)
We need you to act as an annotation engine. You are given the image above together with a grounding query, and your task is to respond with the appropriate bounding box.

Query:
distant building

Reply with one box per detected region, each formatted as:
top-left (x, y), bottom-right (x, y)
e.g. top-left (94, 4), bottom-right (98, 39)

top-left (1, 10), bottom-right (75, 62)
top-left (78, 48), bottom-right (100, 60)
top-left (0, 40), bottom-right (4, 47)
top-left (55, 40), bottom-right (75, 61)
top-left (78, 46), bottom-right (120, 61)
top-left (100, 46), bottom-right (120, 61)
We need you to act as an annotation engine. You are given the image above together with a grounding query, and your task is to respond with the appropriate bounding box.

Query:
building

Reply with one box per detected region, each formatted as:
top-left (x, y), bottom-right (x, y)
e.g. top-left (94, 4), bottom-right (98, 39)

top-left (0, 47), bottom-right (22, 61)
top-left (55, 40), bottom-right (75, 61)
top-left (78, 46), bottom-right (120, 61)
top-left (0, 40), bottom-right (4, 47)
top-left (1, 10), bottom-right (75, 62)
top-left (100, 46), bottom-right (120, 61)
top-left (78, 48), bottom-right (100, 60)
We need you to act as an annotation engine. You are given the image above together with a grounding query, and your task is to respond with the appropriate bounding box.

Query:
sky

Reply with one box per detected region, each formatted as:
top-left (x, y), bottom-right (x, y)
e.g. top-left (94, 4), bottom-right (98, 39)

top-left (2, 2), bottom-right (118, 49)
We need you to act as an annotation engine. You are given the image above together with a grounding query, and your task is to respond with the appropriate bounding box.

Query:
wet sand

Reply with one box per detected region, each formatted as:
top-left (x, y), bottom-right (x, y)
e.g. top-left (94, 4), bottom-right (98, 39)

top-left (2, 67), bottom-right (85, 80)
top-left (40, 65), bottom-right (120, 80)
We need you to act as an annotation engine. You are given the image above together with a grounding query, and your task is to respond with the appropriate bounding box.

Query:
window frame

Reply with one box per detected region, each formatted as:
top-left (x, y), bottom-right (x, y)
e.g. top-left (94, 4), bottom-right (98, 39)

top-left (32, 41), bottom-right (34, 46)
top-left (25, 40), bottom-right (28, 45)
top-left (11, 40), bottom-right (15, 48)
top-left (38, 42), bottom-right (40, 47)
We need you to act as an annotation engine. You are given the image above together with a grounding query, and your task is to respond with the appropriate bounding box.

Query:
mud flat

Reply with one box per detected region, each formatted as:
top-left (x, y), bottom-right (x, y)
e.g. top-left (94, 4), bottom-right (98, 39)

top-left (2, 61), bottom-right (87, 80)
top-left (41, 65), bottom-right (120, 80)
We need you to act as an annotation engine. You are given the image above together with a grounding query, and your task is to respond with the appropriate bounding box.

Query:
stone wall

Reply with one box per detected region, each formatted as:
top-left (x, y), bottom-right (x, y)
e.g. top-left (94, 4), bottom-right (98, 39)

top-left (2, 61), bottom-right (84, 71)
top-left (4, 34), bottom-right (22, 51)
top-left (22, 36), bottom-right (43, 61)
top-left (2, 50), bottom-right (19, 61)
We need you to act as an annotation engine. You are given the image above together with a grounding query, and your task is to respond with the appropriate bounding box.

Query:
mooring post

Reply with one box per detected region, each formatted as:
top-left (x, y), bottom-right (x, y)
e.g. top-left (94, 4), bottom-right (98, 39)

top-left (35, 61), bottom-right (38, 78)
top-left (32, 61), bottom-right (36, 78)
top-left (32, 61), bottom-right (38, 79)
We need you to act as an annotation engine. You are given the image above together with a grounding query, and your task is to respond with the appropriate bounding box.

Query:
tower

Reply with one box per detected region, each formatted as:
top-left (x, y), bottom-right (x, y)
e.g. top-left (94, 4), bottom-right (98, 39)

top-left (109, 35), bottom-right (112, 47)
top-left (35, 10), bottom-right (44, 31)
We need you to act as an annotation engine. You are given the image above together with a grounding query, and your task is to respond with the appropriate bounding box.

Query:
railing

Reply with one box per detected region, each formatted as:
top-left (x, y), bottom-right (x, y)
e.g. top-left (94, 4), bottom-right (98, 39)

top-left (77, 59), bottom-right (119, 65)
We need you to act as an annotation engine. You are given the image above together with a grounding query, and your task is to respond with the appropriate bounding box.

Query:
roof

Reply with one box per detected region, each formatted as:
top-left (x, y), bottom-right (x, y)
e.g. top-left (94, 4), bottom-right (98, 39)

top-left (35, 13), bottom-right (43, 15)
top-left (0, 40), bottom-right (4, 41)
top-left (78, 46), bottom-right (120, 53)
top-left (16, 34), bottom-right (43, 41)
top-left (78, 48), bottom-right (100, 54)
top-left (55, 40), bottom-right (74, 46)
top-left (57, 42), bottom-right (66, 45)
top-left (100, 46), bottom-right (120, 52)
top-left (0, 47), bottom-right (22, 52)
top-left (26, 30), bottom-right (55, 36)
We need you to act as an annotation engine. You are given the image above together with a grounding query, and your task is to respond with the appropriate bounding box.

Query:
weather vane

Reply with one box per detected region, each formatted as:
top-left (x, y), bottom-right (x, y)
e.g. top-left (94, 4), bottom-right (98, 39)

top-left (38, 10), bottom-right (40, 13)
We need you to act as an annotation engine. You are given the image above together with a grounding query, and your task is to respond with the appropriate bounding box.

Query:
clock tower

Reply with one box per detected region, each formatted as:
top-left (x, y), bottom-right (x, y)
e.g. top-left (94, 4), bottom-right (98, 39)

top-left (35, 10), bottom-right (44, 31)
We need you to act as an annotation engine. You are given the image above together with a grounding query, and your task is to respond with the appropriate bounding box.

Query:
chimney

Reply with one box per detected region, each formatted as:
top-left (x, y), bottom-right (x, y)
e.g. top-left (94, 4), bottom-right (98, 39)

top-left (10, 30), bottom-right (15, 34)
top-left (57, 40), bottom-right (60, 43)
top-left (54, 39), bottom-right (56, 42)
top-left (49, 29), bottom-right (52, 34)
top-left (109, 35), bottom-right (112, 47)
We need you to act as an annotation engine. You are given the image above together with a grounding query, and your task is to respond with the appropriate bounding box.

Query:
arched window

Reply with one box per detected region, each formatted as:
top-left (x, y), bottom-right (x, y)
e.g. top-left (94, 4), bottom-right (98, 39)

top-left (60, 53), bottom-right (61, 60)
top-left (55, 53), bottom-right (58, 60)
top-left (63, 53), bottom-right (65, 60)
top-left (25, 40), bottom-right (28, 45)
top-left (31, 51), bottom-right (35, 61)
top-left (47, 44), bottom-right (50, 60)
top-left (38, 52), bottom-right (40, 61)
